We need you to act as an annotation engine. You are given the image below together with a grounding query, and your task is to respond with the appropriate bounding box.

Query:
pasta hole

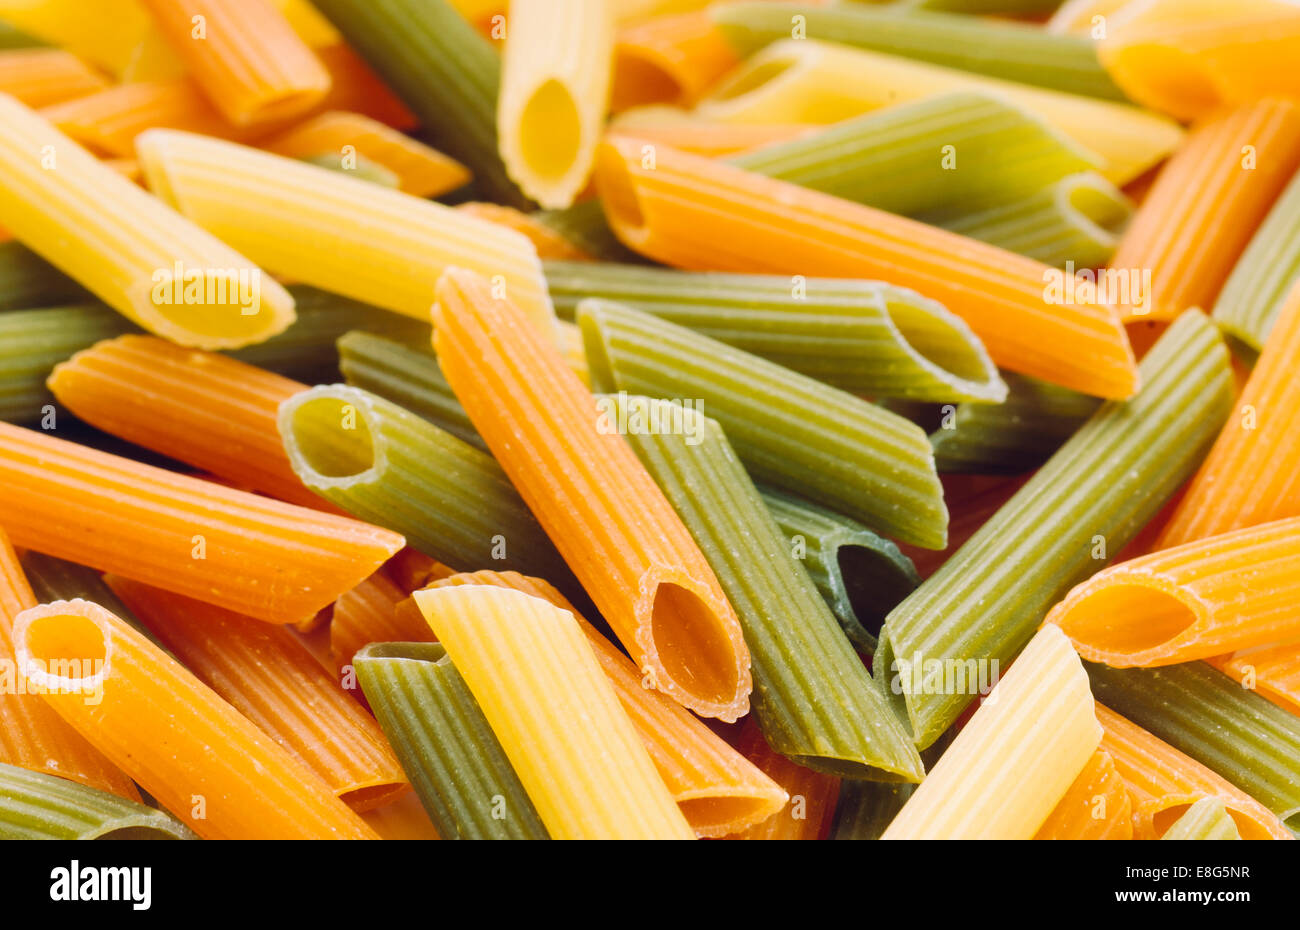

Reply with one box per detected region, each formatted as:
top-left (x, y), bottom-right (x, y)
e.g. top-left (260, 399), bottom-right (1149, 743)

top-left (23, 613), bottom-right (108, 671)
top-left (677, 796), bottom-right (776, 836)
top-left (518, 79), bottom-right (581, 182)
top-left (648, 583), bottom-right (738, 706)
top-left (1057, 583), bottom-right (1196, 657)
top-left (837, 545), bottom-right (908, 642)
top-left (284, 394), bottom-right (377, 481)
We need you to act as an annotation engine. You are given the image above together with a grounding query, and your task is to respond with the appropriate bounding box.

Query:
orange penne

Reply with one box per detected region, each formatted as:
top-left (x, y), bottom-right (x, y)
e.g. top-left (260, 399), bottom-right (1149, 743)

top-left (360, 789), bottom-right (440, 840)
top-left (1049, 517), bottom-right (1300, 667)
top-left (12, 599), bottom-right (378, 839)
top-left (0, 530), bottom-right (137, 800)
top-left (1034, 750), bottom-right (1133, 840)
top-left (48, 335), bottom-right (323, 510)
top-left (311, 43), bottom-right (417, 132)
top-left (262, 111), bottom-right (469, 197)
top-left (383, 549), bottom-right (456, 592)
top-left (606, 119), bottom-right (811, 157)
top-left (432, 267), bottom-right (752, 720)
top-left (0, 49), bottom-right (109, 108)
top-left (106, 576), bottom-right (407, 811)
top-left (611, 12), bottom-right (740, 112)
top-left (1157, 282), bottom-right (1300, 548)
top-left (0, 421), bottom-right (403, 625)
top-left (455, 203), bottom-right (595, 261)
top-left (1213, 646), bottom-right (1300, 718)
top-left (139, 0), bottom-right (330, 127)
top-left (330, 571), bottom-right (428, 680)
top-left (1097, 703), bottom-right (1291, 840)
top-left (425, 570), bottom-right (787, 838)
top-left (724, 719), bottom-right (839, 841)
top-left (1107, 98), bottom-right (1300, 322)
top-left (592, 137), bottom-right (1138, 399)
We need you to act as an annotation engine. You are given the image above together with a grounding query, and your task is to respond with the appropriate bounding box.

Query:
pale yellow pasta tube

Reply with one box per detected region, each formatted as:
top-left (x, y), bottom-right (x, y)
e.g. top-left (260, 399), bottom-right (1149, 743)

top-left (0, 94), bottom-right (294, 349)
top-left (696, 39), bottom-right (1182, 185)
top-left (498, 0), bottom-right (614, 209)
top-left (134, 128), bottom-right (556, 336)
top-left (412, 584), bottom-right (694, 840)
top-left (882, 625), bottom-right (1102, 840)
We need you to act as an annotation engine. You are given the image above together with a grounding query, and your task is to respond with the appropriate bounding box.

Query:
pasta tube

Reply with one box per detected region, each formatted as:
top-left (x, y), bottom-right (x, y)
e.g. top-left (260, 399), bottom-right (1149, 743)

top-left (0, 762), bottom-right (195, 840)
top-left (725, 719), bottom-right (840, 841)
top-left (0, 48), bottom-right (108, 107)
top-left (1162, 799), bottom-right (1241, 841)
top-left (1033, 750), bottom-right (1133, 840)
top-left (611, 12), bottom-right (739, 111)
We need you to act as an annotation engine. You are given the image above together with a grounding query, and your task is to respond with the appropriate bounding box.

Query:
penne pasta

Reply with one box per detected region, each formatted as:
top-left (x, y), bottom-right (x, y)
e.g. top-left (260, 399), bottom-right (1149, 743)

top-left (1049, 517), bottom-right (1300, 666)
top-left (0, 762), bottom-right (195, 840)
top-left (725, 719), bottom-right (839, 841)
top-left (497, 0), bottom-right (613, 209)
top-left (592, 136), bottom-right (1138, 399)
top-left (1162, 798), bottom-right (1241, 841)
top-left (412, 584), bottom-right (695, 840)
top-left (1033, 750), bottom-right (1133, 840)
top-left (135, 129), bottom-right (556, 337)
top-left (107, 577), bottom-right (408, 812)
top-left (581, 301), bottom-right (947, 547)
top-left (696, 40), bottom-right (1182, 184)
top-left (0, 420), bottom-right (403, 624)
top-left (546, 262), bottom-right (1005, 402)
top-left (880, 311), bottom-right (1233, 748)
top-left (0, 94), bottom-right (295, 349)
top-left (1214, 169), bottom-right (1300, 350)
top-left (1095, 702), bottom-right (1291, 840)
top-left (330, 569), bottom-right (423, 683)
top-left (138, 0), bottom-right (331, 126)
top-left (882, 626), bottom-right (1101, 840)
top-left (1105, 98), bottom-right (1300, 322)
top-left (0, 48), bottom-right (109, 107)
top-left (611, 12), bottom-right (739, 112)
top-left (432, 268), bottom-right (751, 721)
top-left (1212, 645), bottom-right (1300, 719)
top-left (13, 599), bottom-right (379, 839)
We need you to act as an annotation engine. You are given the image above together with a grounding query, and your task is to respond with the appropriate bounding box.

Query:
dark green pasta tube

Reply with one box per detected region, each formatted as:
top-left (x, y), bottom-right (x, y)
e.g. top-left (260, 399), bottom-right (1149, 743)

top-left (545, 262), bottom-right (1005, 401)
top-left (580, 300), bottom-right (947, 549)
top-left (0, 762), bottom-right (196, 840)
top-left (606, 393), bottom-right (924, 782)
top-left (354, 642), bottom-right (549, 840)
top-left (831, 782), bottom-right (915, 841)
top-left (880, 311), bottom-right (1235, 748)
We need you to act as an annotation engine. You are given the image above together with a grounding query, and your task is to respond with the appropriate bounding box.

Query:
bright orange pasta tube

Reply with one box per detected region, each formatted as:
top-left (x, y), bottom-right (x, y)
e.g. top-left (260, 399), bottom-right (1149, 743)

top-left (1157, 282), bottom-right (1300, 548)
top-left (413, 584), bottom-right (695, 840)
top-left (0, 421), bottom-right (403, 625)
top-left (1033, 750), bottom-right (1134, 840)
top-left (426, 570), bottom-right (787, 838)
top-left (592, 137), bottom-right (1137, 399)
top-left (0, 49), bottom-right (109, 108)
top-left (48, 334), bottom-right (322, 510)
top-left (1099, 0), bottom-right (1300, 121)
top-left (455, 203), bottom-right (594, 260)
top-left (1212, 646), bottom-right (1300, 718)
top-left (1097, 703), bottom-right (1291, 840)
top-left (0, 531), bottom-right (137, 801)
top-left (432, 267), bottom-right (751, 720)
top-left (330, 571), bottom-right (427, 679)
top-left (1049, 517), bottom-right (1300, 667)
top-left (725, 718), bottom-right (839, 841)
top-left (611, 12), bottom-right (739, 111)
top-left (13, 599), bottom-right (378, 839)
top-left (360, 790), bottom-right (440, 841)
top-left (106, 576), bottom-right (407, 812)
top-left (1106, 98), bottom-right (1300, 322)
top-left (263, 111), bottom-right (469, 197)
top-left (139, 0), bottom-right (331, 126)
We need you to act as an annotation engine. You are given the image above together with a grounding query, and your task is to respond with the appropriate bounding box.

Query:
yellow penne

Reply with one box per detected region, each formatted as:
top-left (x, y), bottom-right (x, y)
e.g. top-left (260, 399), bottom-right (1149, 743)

top-left (882, 626), bottom-right (1102, 840)
top-left (0, 94), bottom-right (293, 349)
top-left (0, 0), bottom-right (154, 77)
top-left (696, 39), bottom-right (1183, 185)
top-left (134, 129), bottom-right (555, 336)
top-left (498, 0), bottom-right (614, 209)
top-left (412, 584), bottom-right (694, 840)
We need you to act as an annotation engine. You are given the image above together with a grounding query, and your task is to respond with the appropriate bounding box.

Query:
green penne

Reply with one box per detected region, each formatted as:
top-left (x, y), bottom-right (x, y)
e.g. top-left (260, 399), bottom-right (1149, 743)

top-left (337, 331), bottom-right (484, 450)
top-left (277, 384), bottom-right (576, 590)
top-left (880, 311), bottom-right (1234, 748)
top-left (0, 762), bottom-right (196, 840)
top-left (760, 486), bottom-right (920, 651)
top-left (308, 0), bottom-right (528, 208)
top-left (935, 172), bottom-right (1134, 269)
top-left (1161, 798), bottom-right (1241, 841)
top-left (711, 3), bottom-right (1126, 100)
top-left (354, 642), bottom-right (549, 840)
top-left (830, 781), bottom-right (915, 840)
top-left (545, 262), bottom-right (1005, 402)
top-left (606, 393), bottom-right (924, 781)
top-left (1213, 169), bottom-right (1300, 351)
top-left (0, 304), bottom-right (136, 423)
top-left (0, 242), bottom-right (89, 312)
top-left (549, 91), bottom-right (1096, 263)
top-left (929, 371), bottom-right (1102, 473)
top-left (580, 300), bottom-right (948, 549)
top-left (1087, 661), bottom-right (1300, 830)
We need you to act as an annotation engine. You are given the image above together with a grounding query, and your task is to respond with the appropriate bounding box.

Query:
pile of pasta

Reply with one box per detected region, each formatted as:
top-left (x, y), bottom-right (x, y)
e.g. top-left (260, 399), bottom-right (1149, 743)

top-left (0, 0), bottom-right (1299, 842)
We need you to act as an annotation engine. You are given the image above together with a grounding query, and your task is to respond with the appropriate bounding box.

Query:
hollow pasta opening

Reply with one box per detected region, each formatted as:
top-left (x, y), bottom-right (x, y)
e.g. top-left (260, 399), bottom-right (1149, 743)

top-left (1058, 582), bottom-right (1197, 657)
top-left (518, 79), bottom-right (582, 183)
top-left (282, 390), bottom-right (380, 483)
top-left (648, 582), bottom-right (739, 707)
